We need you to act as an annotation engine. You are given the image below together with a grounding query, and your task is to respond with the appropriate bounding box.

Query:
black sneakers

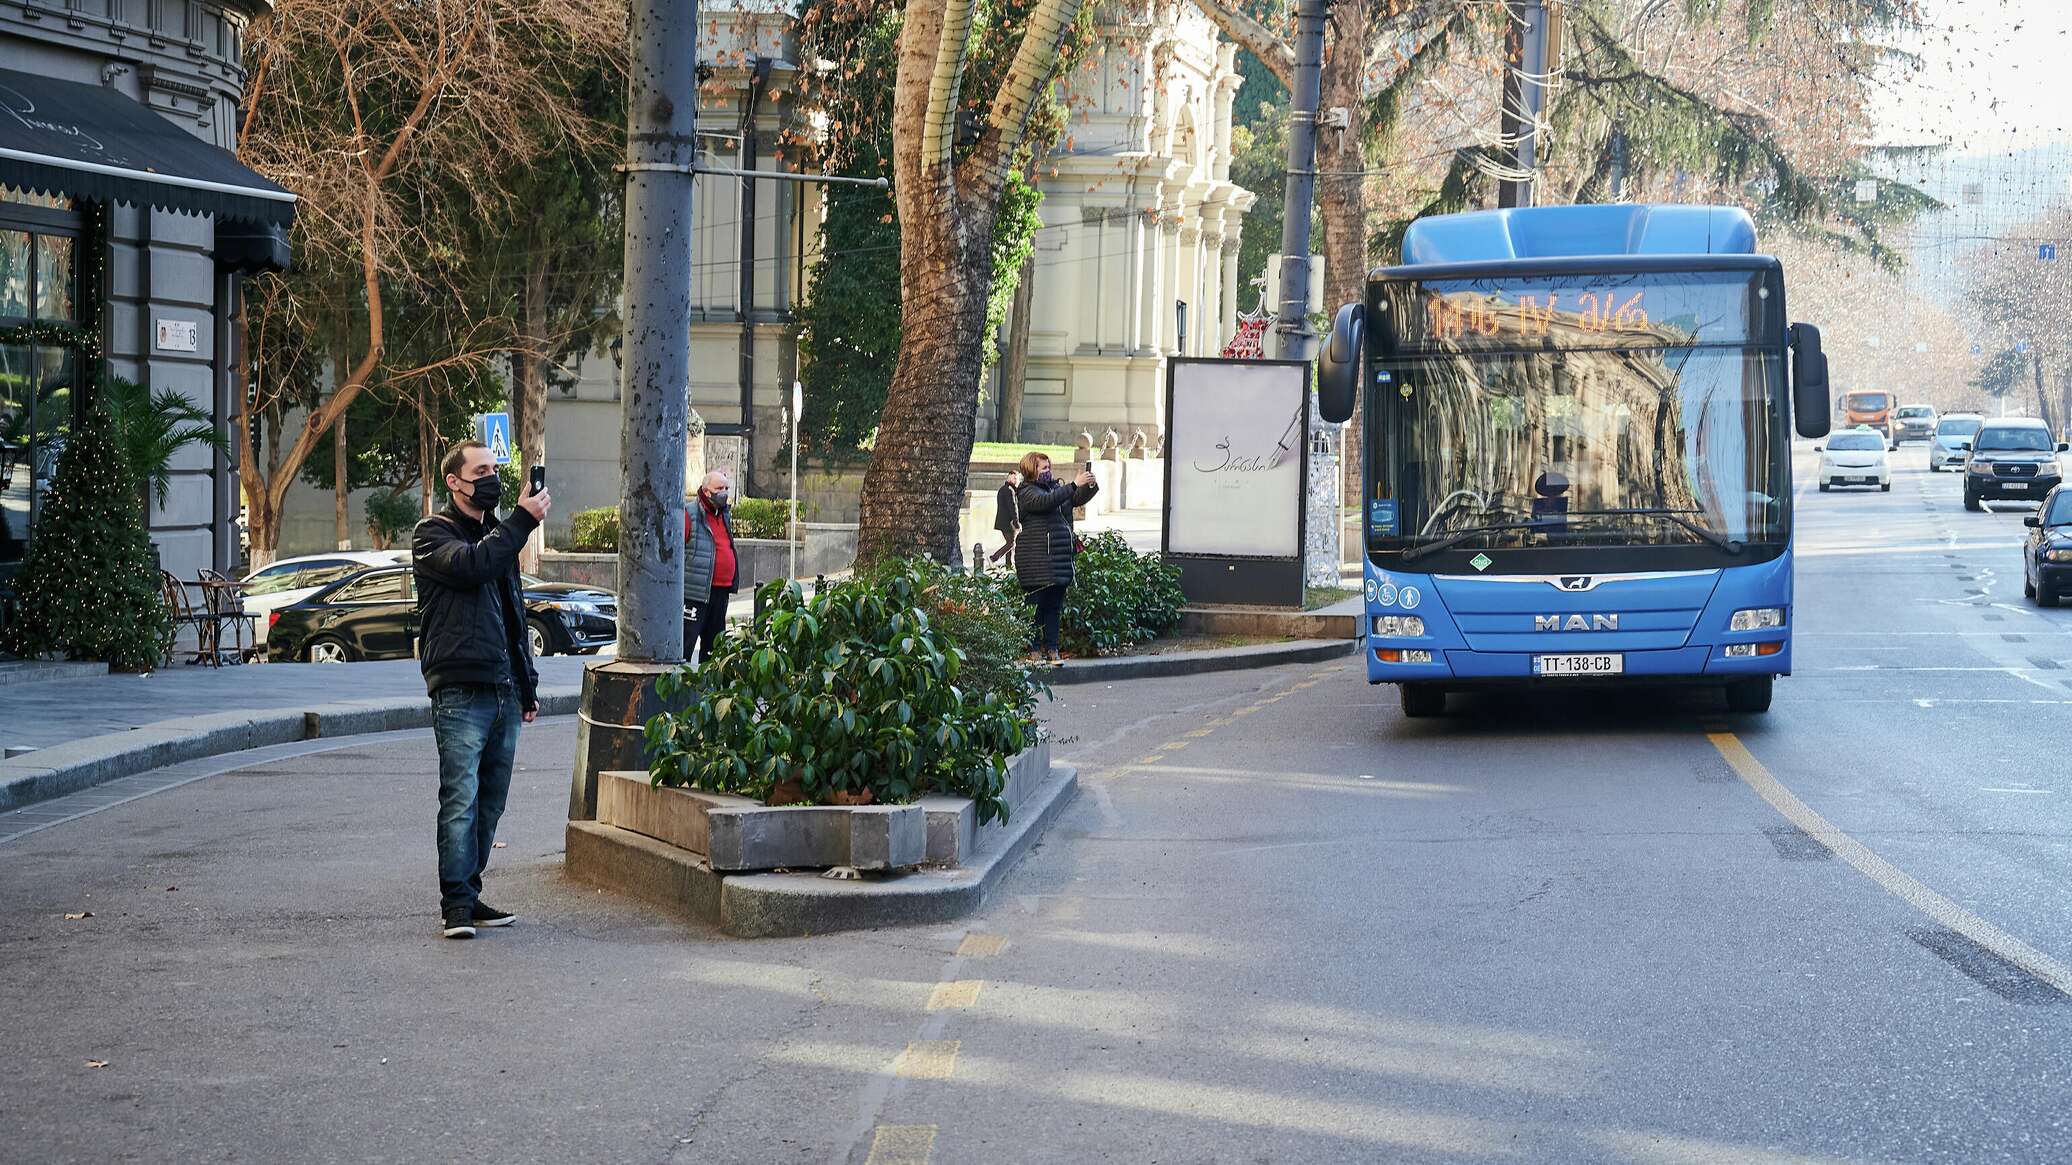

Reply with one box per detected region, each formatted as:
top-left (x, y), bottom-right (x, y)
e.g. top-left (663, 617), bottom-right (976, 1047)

top-left (441, 909), bottom-right (476, 940)
top-left (471, 903), bottom-right (517, 928)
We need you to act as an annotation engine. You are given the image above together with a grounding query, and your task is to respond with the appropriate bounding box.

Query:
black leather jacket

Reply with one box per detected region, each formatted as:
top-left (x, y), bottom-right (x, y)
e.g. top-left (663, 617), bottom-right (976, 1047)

top-left (412, 504), bottom-right (539, 707)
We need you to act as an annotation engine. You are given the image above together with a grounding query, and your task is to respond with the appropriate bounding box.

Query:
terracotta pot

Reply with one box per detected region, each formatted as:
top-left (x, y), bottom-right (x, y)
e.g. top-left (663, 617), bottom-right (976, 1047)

top-left (765, 778), bottom-right (807, 806)
top-left (829, 787), bottom-right (876, 806)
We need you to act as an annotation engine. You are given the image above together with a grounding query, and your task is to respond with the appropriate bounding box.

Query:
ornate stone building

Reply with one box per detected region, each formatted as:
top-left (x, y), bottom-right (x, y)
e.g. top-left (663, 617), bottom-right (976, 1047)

top-left (1003, 0), bottom-right (1255, 443)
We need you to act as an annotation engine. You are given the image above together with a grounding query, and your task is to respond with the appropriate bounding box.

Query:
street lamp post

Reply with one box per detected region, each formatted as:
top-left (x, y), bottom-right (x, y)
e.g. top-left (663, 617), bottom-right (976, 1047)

top-left (570, 0), bottom-right (699, 822)
top-left (1175, 299), bottom-right (1189, 356)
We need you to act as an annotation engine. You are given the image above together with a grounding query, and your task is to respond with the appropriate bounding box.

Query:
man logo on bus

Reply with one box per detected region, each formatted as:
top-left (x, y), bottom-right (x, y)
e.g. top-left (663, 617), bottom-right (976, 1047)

top-left (1535, 614), bottom-right (1619, 631)
top-left (1558, 576), bottom-right (1592, 591)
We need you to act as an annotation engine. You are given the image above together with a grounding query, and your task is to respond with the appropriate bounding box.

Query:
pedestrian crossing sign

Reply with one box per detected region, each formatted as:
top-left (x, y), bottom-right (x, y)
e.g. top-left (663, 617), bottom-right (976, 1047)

top-left (476, 413), bottom-right (513, 465)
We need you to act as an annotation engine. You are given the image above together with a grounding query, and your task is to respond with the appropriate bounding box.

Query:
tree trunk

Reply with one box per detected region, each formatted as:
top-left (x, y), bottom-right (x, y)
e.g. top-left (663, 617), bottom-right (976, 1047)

top-left (997, 250), bottom-right (1035, 443)
top-left (2036, 352), bottom-right (2055, 434)
top-left (418, 390), bottom-right (434, 516)
top-left (1316, 5), bottom-right (1369, 519)
top-left (514, 263), bottom-right (550, 571)
top-left (333, 409), bottom-right (350, 550)
top-left (857, 213), bottom-right (993, 565)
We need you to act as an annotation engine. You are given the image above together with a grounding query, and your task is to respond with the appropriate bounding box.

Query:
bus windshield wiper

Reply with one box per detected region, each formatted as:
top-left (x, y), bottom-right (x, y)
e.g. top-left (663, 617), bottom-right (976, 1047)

top-left (1400, 520), bottom-right (1546, 562)
top-left (1560, 508), bottom-right (1745, 555)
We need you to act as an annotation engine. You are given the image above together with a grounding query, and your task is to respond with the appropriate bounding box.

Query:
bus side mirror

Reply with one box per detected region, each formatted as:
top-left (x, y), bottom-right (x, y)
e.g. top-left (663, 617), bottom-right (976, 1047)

top-left (1318, 303), bottom-right (1363, 425)
top-left (1790, 323), bottom-right (1830, 439)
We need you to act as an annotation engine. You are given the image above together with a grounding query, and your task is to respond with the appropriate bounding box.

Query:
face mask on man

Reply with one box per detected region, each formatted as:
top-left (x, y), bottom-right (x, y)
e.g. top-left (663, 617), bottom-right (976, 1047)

top-left (706, 488), bottom-right (730, 507)
top-left (463, 474), bottom-right (503, 511)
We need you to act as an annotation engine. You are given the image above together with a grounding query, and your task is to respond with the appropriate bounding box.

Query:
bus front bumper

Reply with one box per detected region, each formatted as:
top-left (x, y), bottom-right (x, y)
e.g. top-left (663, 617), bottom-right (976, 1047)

top-left (1365, 644), bottom-right (1789, 685)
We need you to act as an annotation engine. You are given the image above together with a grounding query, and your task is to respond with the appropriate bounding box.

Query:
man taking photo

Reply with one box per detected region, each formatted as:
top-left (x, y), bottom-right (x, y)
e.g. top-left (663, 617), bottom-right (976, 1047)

top-left (413, 441), bottom-right (550, 939)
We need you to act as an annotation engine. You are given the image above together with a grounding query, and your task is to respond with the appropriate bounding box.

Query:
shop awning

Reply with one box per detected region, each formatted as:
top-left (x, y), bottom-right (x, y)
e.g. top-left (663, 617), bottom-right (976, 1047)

top-left (0, 68), bottom-right (294, 228)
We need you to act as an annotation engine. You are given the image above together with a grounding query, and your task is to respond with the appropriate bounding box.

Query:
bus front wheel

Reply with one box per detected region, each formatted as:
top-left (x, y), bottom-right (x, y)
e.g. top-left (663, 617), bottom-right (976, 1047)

top-left (1725, 676), bottom-right (1773, 714)
top-left (1400, 684), bottom-right (1446, 718)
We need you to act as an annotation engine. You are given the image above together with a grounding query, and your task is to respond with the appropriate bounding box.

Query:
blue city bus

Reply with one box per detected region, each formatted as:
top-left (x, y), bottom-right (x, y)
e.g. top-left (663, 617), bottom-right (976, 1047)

top-left (1316, 204), bottom-right (1832, 716)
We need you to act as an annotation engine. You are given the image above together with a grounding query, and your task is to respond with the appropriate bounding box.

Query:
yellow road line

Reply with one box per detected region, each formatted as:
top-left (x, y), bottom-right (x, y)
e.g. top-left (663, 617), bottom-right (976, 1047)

top-left (864, 1125), bottom-right (936, 1165)
top-left (1137, 753), bottom-right (1166, 765)
top-left (1184, 728), bottom-right (1215, 738)
top-left (1230, 706), bottom-right (1259, 717)
top-left (894, 1040), bottom-right (960, 1080)
top-left (956, 933), bottom-right (1008, 958)
top-left (1708, 731), bottom-right (2072, 999)
top-left (926, 980), bottom-right (984, 1010)
top-left (1158, 741), bottom-right (1191, 751)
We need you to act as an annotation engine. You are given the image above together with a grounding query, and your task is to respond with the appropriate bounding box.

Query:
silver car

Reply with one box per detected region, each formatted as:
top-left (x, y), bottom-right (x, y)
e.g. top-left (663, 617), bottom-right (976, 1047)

top-left (1929, 413), bottom-right (1983, 471)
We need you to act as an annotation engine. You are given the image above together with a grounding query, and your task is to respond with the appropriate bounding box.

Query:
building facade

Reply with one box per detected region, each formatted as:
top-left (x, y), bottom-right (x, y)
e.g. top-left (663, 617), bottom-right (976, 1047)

top-left (0, 0), bottom-right (290, 624)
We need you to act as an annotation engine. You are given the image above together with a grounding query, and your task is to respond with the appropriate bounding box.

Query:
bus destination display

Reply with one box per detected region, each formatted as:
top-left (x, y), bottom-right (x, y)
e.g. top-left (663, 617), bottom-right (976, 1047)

top-left (1388, 270), bottom-right (1768, 352)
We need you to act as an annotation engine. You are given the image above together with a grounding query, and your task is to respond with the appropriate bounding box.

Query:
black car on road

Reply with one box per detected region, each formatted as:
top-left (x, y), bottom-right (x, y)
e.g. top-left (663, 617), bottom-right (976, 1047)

top-left (266, 565), bottom-right (617, 663)
top-left (1962, 418), bottom-right (2066, 511)
top-left (2024, 488), bottom-right (2072, 607)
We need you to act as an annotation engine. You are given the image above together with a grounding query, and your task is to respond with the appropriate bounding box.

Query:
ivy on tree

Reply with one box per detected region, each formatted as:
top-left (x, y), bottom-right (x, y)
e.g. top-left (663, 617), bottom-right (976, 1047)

top-left (3, 399), bottom-right (173, 671)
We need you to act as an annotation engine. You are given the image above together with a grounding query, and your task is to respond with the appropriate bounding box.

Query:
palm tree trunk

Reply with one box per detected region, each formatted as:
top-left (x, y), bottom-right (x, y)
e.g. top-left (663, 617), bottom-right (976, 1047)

top-left (857, 213), bottom-right (992, 564)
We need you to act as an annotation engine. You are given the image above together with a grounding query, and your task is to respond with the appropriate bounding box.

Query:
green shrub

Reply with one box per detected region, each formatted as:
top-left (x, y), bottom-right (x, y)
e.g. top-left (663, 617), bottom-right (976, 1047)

top-left (1061, 531), bottom-right (1185, 656)
top-left (861, 556), bottom-right (1043, 713)
top-left (2, 402), bottom-right (174, 671)
top-left (569, 506), bottom-right (619, 552)
top-left (364, 488), bottom-right (419, 550)
top-left (732, 496), bottom-right (799, 540)
top-left (645, 560), bottom-right (1040, 824)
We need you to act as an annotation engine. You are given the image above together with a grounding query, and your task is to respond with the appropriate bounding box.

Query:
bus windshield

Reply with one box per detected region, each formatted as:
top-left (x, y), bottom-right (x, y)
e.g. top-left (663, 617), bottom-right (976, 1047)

top-left (1844, 392), bottom-right (1890, 410)
top-left (1369, 347), bottom-right (1785, 555)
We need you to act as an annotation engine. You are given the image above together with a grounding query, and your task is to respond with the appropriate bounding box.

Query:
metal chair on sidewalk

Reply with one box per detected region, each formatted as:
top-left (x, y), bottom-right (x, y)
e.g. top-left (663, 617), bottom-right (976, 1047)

top-left (158, 569), bottom-right (214, 667)
top-left (196, 568), bottom-right (254, 665)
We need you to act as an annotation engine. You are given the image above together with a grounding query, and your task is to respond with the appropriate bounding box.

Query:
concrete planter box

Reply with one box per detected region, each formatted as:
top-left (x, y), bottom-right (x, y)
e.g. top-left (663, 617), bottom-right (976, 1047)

top-left (591, 734), bottom-right (1051, 874)
top-left (597, 772), bottom-right (925, 872)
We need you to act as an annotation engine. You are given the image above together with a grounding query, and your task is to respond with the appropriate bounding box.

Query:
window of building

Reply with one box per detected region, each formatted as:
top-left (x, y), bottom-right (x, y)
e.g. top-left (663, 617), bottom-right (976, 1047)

top-left (0, 195), bottom-right (85, 582)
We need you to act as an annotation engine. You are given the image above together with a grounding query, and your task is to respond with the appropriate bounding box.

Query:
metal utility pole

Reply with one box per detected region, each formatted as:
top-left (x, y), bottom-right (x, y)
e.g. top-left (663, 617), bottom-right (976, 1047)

top-left (571, 0), bottom-right (699, 821)
top-left (1498, 0), bottom-right (1554, 209)
top-left (1275, 0), bottom-right (1340, 588)
top-left (1274, 0), bottom-right (1326, 364)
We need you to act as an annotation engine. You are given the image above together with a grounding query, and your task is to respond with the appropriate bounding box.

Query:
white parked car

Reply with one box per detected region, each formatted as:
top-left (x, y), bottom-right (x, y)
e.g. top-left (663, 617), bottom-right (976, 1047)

top-left (239, 551), bottom-right (412, 649)
top-left (1817, 429), bottom-right (1891, 492)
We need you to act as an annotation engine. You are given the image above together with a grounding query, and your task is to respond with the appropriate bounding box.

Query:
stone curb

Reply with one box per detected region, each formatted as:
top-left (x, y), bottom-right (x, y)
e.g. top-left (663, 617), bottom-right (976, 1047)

top-left (0, 687), bottom-right (582, 813)
top-left (566, 763), bottom-right (1079, 938)
top-left (1048, 637), bottom-right (1357, 685)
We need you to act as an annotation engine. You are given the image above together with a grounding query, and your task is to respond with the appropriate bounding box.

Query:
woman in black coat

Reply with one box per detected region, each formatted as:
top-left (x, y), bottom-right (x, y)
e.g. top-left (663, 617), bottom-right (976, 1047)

top-left (1011, 451), bottom-right (1099, 662)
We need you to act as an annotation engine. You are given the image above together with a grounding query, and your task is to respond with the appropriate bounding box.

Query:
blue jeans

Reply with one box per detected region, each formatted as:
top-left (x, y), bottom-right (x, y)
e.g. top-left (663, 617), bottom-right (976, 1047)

top-left (432, 683), bottom-right (521, 915)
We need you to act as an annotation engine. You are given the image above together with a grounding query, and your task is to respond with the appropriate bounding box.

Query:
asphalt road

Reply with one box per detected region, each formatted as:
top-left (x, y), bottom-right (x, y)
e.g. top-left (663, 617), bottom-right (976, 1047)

top-left (5, 444), bottom-right (2072, 1163)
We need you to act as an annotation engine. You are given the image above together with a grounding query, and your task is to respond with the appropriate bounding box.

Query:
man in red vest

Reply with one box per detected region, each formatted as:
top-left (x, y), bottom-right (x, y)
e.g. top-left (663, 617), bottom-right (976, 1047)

top-left (683, 470), bottom-right (737, 664)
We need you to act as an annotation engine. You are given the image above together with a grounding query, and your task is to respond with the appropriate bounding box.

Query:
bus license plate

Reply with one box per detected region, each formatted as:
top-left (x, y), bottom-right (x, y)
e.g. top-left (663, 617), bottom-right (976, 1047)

top-left (1534, 653), bottom-right (1623, 677)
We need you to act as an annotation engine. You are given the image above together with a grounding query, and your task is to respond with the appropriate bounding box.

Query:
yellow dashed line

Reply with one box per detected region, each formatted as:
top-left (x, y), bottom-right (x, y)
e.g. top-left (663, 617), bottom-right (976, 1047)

top-left (1184, 728), bottom-right (1214, 738)
top-left (1138, 753), bottom-right (1167, 765)
top-left (1230, 706), bottom-right (1259, 717)
top-left (1203, 717), bottom-right (1235, 727)
top-left (1158, 740), bottom-right (1191, 751)
top-left (864, 1125), bottom-right (937, 1165)
top-left (1709, 731), bottom-right (2072, 1000)
top-left (926, 980), bottom-right (984, 1010)
top-left (894, 1040), bottom-right (960, 1079)
top-left (956, 933), bottom-right (1007, 958)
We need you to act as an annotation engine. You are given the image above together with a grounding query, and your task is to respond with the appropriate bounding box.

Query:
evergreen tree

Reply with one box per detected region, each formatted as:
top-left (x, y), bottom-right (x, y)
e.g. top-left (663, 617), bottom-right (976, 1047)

top-left (3, 400), bottom-right (173, 671)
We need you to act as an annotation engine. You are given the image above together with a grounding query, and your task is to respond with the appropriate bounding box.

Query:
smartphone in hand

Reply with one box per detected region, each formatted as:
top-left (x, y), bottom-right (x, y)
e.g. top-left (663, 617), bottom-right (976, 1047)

top-left (529, 464), bottom-right (547, 494)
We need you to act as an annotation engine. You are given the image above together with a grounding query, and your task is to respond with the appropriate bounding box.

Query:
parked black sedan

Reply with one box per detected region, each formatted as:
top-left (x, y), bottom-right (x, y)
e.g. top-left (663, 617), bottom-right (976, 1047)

top-left (266, 565), bottom-right (617, 663)
top-left (2024, 487), bottom-right (2072, 608)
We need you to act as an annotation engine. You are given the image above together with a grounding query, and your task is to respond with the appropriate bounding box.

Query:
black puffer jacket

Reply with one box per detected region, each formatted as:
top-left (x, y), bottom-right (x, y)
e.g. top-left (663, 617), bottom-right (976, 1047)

top-left (412, 504), bottom-right (539, 707)
top-left (1012, 477), bottom-right (1098, 589)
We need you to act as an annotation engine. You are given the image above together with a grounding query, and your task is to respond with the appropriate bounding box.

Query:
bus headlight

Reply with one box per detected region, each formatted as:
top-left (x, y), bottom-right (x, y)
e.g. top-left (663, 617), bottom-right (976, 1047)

top-left (1724, 642), bottom-right (1785, 658)
top-left (1729, 607), bottom-right (1786, 632)
top-left (1373, 615), bottom-right (1426, 637)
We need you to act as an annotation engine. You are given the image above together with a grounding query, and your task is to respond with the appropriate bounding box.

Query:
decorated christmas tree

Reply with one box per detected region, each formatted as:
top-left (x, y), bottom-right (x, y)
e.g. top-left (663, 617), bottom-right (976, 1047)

top-left (2, 397), bottom-right (172, 671)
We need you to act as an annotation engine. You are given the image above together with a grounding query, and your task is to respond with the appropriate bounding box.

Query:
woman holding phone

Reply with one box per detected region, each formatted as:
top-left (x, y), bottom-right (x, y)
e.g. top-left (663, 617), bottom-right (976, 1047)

top-left (1011, 451), bottom-right (1098, 663)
